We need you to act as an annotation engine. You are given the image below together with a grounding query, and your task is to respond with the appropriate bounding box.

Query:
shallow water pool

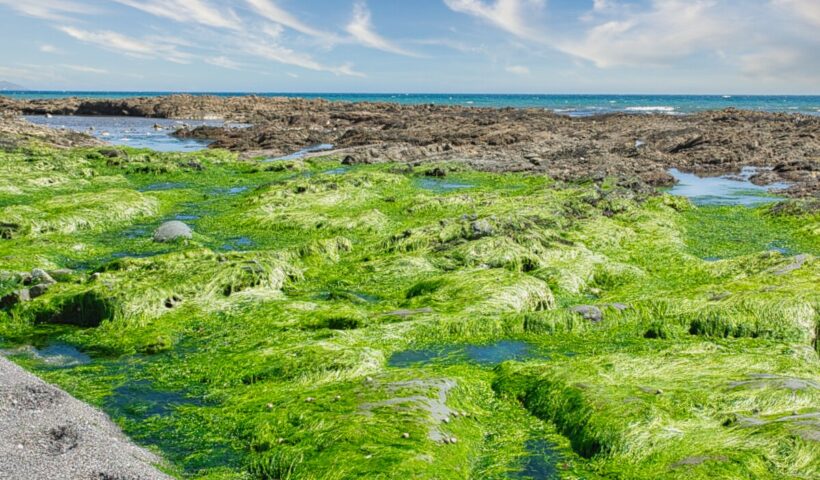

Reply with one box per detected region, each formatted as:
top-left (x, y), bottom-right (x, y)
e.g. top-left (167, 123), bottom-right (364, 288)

top-left (667, 167), bottom-right (788, 206)
top-left (264, 143), bottom-right (335, 161)
top-left (513, 439), bottom-right (562, 479)
top-left (415, 177), bottom-right (474, 192)
top-left (25, 115), bottom-right (225, 152)
top-left (389, 340), bottom-right (540, 367)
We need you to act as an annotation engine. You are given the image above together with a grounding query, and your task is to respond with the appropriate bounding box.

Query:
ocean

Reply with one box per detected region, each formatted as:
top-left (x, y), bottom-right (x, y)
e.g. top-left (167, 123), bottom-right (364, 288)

top-left (2, 92), bottom-right (819, 116)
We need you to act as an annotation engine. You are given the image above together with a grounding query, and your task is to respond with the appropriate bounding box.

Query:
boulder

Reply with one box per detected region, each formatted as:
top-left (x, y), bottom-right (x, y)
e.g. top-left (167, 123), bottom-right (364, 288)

top-left (153, 221), bottom-right (193, 243)
top-left (29, 284), bottom-right (50, 299)
top-left (571, 305), bottom-right (603, 323)
top-left (31, 268), bottom-right (57, 286)
top-left (1, 289), bottom-right (30, 309)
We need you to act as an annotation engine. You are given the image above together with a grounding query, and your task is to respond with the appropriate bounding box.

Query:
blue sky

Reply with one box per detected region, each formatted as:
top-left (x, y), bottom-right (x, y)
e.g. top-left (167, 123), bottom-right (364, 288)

top-left (0, 0), bottom-right (818, 93)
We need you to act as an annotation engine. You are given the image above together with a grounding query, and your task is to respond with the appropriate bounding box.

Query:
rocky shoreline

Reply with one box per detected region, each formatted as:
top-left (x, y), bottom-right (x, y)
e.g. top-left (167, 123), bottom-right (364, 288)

top-left (1, 95), bottom-right (817, 197)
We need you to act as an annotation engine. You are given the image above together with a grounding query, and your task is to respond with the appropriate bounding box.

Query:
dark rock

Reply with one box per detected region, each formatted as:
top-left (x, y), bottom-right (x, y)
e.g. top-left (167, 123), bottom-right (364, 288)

top-left (98, 148), bottom-right (124, 158)
top-left (0, 222), bottom-right (20, 239)
top-left (182, 160), bottom-right (204, 171)
top-left (29, 284), bottom-right (50, 299)
top-left (1, 289), bottom-right (30, 309)
top-left (153, 221), bottom-right (192, 243)
top-left (425, 167), bottom-right (447, 178)
top-left (571, 305), bottom-right (603, 322)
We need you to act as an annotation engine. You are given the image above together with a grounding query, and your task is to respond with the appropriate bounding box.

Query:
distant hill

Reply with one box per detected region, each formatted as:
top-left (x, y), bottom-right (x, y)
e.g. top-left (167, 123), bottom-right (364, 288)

top-left (0, 81), bottom-right (27, 91)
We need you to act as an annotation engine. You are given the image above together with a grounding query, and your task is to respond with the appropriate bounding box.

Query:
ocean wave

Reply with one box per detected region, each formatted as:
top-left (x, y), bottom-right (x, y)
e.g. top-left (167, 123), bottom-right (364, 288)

top-left (624, 106), bottom-right (676, 112)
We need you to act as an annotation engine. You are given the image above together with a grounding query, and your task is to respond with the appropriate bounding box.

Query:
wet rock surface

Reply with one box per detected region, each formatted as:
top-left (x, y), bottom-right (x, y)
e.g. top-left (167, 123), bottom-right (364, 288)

top-left (360, 378), bottom-right (457, 442)
top-left (0, 113), bottom-right (102, 149)
top-left (0, 356), bottom-right (171, 479)
top-left (2, 95), bottom-right (817, 196)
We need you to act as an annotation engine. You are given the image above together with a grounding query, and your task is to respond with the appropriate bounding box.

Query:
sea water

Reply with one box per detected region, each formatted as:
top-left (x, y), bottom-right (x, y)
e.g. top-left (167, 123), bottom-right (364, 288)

top-left (4, 92), bottom-right (819, 116)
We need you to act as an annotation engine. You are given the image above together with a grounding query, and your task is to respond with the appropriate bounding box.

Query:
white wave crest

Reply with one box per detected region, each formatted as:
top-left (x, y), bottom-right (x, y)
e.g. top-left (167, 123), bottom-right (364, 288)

top-left (624, 106), bottom-right (676, 112)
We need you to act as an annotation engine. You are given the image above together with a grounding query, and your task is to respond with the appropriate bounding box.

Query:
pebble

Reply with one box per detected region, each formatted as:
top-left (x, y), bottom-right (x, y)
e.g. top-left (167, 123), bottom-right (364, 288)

top-left (449, 437), bottom-right (457, 444)
top-left (442, 417), bottom-right (449, 424)
top-left (401, 432), bottom-right (410, 439)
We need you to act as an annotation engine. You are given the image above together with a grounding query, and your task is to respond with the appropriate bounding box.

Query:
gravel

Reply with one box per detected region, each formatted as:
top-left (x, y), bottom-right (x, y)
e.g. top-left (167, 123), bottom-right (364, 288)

top-left (0, 356), bottom-right (172, 480)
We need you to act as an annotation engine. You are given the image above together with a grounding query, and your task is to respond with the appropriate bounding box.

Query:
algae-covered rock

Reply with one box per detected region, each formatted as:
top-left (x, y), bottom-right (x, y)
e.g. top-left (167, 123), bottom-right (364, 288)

top-left (31, 268), bottom-right (56, 286)
top-left (35, 290), bottom-right (113, 327)
top-left (153, 221), bottom-right (193, 243)
top-left (1, 289), bottom-right (30, 309)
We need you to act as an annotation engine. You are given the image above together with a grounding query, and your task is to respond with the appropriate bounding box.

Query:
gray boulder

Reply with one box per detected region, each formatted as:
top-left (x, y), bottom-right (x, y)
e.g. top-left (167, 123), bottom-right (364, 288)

top-left (31, 268), bottom-right (56, 286)
top-left (571, 305), bottom-right (603, 323)
top-left (153, 221), bottom-right (193, 243)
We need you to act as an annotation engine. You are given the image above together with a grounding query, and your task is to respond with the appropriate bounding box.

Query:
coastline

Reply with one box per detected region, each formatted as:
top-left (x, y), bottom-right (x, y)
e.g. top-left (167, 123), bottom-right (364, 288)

top-left (0, 94), bottom-right (817, 479)
top-left (2, 95), bottom-right (817, 197)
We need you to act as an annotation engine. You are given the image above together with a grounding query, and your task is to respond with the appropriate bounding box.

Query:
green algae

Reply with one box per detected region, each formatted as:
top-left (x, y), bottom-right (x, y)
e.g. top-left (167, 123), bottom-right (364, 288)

top-left (0, 142), bottom-right (818, 479)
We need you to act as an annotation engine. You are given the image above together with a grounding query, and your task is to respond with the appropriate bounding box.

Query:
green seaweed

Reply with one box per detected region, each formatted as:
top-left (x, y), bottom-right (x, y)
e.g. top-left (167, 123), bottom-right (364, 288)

top-left (0, 142), bottom-right (817, 479)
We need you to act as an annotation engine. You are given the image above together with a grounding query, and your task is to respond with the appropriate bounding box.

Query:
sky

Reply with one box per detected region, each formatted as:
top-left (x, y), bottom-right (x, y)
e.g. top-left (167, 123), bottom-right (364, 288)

top-left (0, 0), bottom-right (818, 94)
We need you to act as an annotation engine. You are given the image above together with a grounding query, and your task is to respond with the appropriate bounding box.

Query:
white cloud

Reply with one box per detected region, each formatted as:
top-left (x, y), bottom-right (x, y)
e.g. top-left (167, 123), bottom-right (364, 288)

top-left (773, 0), bottom-right (820, 27)
top-left (245, 0), bottom-right (335, 41)
top-left (560, 0), bottom-right (731, 68)
top-left (346, 1), bottom-right (419, 57)
top-left (114, 0), bottom-right (241, 30)
top-left (61, 64), bottom-right (109, 74)
top-left (242, 42), bottom-right (363, 76)
top-left (205, 56), bottom-right (241, 70)
top-left (0, 0), bottom-right (96, 20)
top-left (59, 26), bottom-right (192, 64)
top-left (505, 65), bottom-right (530, 74)
top-left (40, 44), bottom-right (59, 53)
top-left (0, 65), bottom-right (42, 81)
top-left (443, 0), bottom-right (546, 41)
top-left (739, 46), bottom-right (820, 84)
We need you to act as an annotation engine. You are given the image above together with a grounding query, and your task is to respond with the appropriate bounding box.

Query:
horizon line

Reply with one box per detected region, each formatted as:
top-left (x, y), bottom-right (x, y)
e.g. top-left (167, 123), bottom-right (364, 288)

top-left (2, 90), bottom-right (819, 97)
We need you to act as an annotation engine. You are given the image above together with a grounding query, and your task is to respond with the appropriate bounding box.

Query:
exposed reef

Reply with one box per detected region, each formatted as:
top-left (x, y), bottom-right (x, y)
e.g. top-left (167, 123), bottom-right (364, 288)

top-left (1, 95), bottom-right (817, 196)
